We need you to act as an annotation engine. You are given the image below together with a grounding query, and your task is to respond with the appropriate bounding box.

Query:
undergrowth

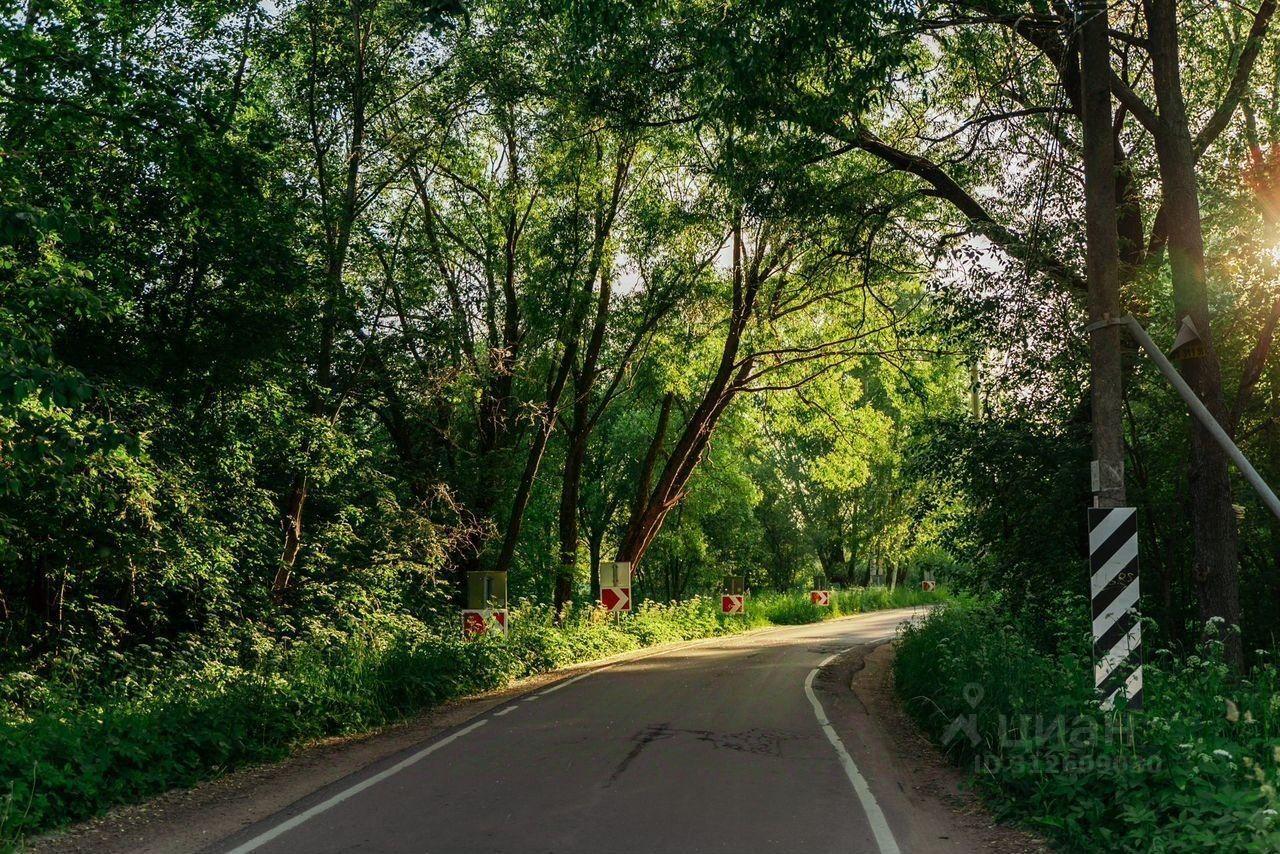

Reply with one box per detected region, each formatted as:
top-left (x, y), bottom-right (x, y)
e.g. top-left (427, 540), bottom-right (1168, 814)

top-left (895, 598), bottom-right (1280, 852)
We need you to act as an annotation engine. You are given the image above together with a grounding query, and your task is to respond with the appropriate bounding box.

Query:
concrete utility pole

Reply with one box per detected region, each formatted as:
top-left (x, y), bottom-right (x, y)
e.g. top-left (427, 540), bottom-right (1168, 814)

top-left (1079, 1), bottom-right (1146, 711)
top-left (1078, 0), bottom-right (1127, 508)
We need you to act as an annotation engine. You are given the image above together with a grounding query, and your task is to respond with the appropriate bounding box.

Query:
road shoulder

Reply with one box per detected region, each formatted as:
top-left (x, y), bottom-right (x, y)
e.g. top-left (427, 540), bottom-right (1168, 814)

top-left (815, 642), bottom-right (1048, 854)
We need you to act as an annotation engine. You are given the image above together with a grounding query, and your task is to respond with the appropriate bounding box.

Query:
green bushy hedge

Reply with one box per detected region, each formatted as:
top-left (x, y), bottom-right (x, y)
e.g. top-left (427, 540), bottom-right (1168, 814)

top-left (752, 586), bottom-right (939, 625)
top-left (1, 588), bottom-right (943, 846)
top-left (895, 599), bottom-right (1280, 852)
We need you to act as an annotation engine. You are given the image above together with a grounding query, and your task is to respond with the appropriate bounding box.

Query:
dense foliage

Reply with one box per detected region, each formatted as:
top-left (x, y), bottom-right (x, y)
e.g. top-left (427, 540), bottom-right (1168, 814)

top-left (897, 600), bottom-right (1280, 852)
top-left (0, 0), bottom-right (952, 674)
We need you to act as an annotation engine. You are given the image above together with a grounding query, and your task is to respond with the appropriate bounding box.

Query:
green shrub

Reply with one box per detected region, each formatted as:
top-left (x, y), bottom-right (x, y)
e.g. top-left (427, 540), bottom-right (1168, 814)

top-left (895, 598), bottom-right (1280, 852)
top-left (748, 586), bottom-right (941, 626)
top-left (752, 592), bottom-right (826, 624)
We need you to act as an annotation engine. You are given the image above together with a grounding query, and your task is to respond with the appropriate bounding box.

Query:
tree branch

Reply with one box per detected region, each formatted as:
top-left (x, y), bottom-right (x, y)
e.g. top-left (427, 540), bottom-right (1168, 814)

top-left (824, 124), bottom-right (1086, 293)
top-left (1231, 294), bottom-right (1280, 434)
top-left (1194, 0), bottom-right (1277, 158)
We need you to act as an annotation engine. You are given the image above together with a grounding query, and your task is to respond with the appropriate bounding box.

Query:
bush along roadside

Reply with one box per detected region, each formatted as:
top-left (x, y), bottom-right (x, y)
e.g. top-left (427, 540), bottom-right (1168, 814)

top-left (0, 586), bottom-right (943, 847)
top-left (894, 598), bottom-right (1280, 853)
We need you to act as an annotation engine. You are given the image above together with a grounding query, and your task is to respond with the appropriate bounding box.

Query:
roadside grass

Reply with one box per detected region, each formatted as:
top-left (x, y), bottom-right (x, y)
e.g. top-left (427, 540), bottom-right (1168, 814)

top-left (0, 586), bottom-right (944, 848)
top-left (895, 598), bottom-right (1280, 853)
top-left (750, 586), bottom-right (940, 625)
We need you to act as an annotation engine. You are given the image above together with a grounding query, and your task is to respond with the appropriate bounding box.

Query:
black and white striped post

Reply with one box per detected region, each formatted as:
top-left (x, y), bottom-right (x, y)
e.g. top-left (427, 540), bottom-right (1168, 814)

top-left (1088, 506), bottom-right (1142, 711)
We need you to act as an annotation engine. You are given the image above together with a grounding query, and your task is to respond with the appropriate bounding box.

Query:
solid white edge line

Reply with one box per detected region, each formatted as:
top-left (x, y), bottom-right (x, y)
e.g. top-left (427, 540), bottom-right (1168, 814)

top-left (535, 669), bottom-right (595, 696)
top-left (805, 649), bottom-right (902, 854)
top-left (222, 718), bottom-right (489, 854)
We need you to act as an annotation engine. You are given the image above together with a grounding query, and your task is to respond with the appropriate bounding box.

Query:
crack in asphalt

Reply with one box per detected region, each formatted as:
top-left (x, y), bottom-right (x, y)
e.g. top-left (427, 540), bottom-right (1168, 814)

top-left (606, 722), bottom-right (801, 787)
top-left (606, 722), bottom-right (674, 786)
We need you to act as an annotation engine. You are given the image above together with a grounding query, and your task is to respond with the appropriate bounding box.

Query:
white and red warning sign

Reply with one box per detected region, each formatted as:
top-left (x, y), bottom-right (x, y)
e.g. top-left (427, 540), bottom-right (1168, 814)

top-left (462, 608), bottom-right (508, 637)
top-left (810, 590), bottom-right (831, 606)
top-left (599, 561), bottom-right (632, 613)
top-left (920, 580), bottom-right (936, 592)
top-left (601, 586), bottom-right (631, 612)
top-left (722, 594), bottom-right (745, 615)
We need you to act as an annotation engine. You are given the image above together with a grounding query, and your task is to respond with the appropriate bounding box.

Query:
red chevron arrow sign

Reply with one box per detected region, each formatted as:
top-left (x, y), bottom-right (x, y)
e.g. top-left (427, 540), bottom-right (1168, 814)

top-left (810, 590), bottom-right (831, 606)
top-left (722, 594), bottom-right (744, 615)
top-left (601, 586), bottom-right (631, 612)
top-left (462, 609), bottom-right (509, 638)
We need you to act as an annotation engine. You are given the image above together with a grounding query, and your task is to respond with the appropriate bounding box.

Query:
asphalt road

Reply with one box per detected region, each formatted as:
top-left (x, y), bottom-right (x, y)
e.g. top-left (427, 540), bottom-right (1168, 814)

top-left (212, 609), bottom-right (926, 854)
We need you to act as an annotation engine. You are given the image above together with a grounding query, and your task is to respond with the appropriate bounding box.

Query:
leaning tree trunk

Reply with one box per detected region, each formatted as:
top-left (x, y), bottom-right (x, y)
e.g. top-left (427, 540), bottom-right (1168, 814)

top-left (616, 223), bottom-right (760, 567)
top-left (1147, 0), bottom-right (1243, 668)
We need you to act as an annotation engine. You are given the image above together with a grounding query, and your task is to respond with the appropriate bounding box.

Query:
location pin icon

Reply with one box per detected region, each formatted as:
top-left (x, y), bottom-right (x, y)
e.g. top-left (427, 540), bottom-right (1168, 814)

top-left (963, 683), bottom-right (983, 708)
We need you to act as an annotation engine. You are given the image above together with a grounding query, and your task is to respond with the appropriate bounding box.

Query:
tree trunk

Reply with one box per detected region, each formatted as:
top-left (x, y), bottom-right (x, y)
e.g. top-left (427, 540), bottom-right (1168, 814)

top-left (273, 473), bottom-right (307, 597)
top-left (1079, 0), bottom-right (1127, 509)
top-left (618, 351), bottom-right (753, 566)
top-left (552, 147), bottom-right (632, 611)
top-left (627, 392), bottom-right (674, 529)
top-left (555, 431), bottom-right (584, 610)
top-left (588, 526), bottom-right (604, 601)
top-left (459, 125), bottom-right (527, 581)
top-left (492, 342), bottom-right (577, 576)
top-left (1147, 0), bottom-right (1243, 667)
top-left (274, 3), bottom-right (367, 596)
top-left (555, 272), bottom-right (615, 612)
top-left (617, 223), bottom-right (760, 566)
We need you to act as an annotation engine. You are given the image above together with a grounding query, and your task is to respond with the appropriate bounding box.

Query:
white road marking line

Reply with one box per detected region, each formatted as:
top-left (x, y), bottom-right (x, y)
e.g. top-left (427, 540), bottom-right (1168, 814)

top-left (493, 705), bottom-right (517, 716)
top-left (805, 649), bottom-right (902, 854)
top-left (221, 719), bottom-right (489, 854)
top-left (536, 669), bottom-right (595, 696)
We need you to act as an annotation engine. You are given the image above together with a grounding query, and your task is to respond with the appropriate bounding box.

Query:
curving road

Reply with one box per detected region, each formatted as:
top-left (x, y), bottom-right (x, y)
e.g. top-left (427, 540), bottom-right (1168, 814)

top-left (210, 609), bottom-right (931, 854)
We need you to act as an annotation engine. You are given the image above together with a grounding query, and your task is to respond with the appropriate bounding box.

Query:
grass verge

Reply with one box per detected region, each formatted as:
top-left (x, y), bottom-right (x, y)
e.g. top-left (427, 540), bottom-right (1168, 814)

top-left (894, 598), bottom-right (1280, 852)
top-left (1, 586), bottom-right (941, 847)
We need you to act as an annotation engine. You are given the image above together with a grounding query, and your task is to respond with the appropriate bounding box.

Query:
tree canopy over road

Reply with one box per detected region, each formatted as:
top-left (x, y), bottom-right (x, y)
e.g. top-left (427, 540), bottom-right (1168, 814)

top-left (5, 1), bottom-right (1280, 848)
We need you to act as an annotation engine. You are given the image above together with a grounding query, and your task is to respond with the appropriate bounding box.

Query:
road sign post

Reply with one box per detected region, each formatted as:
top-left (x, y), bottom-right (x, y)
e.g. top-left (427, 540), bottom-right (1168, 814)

top-left (1088, 507), bottom-right (1143, 710)
top-left (722, 576), bottom-right (745, 615)
top-left (599, 561), bottom-right (632, 613)
top-left (921, 570), bottom-right (937, 592)
top-left (463, 571), bottom-right (509, 638)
